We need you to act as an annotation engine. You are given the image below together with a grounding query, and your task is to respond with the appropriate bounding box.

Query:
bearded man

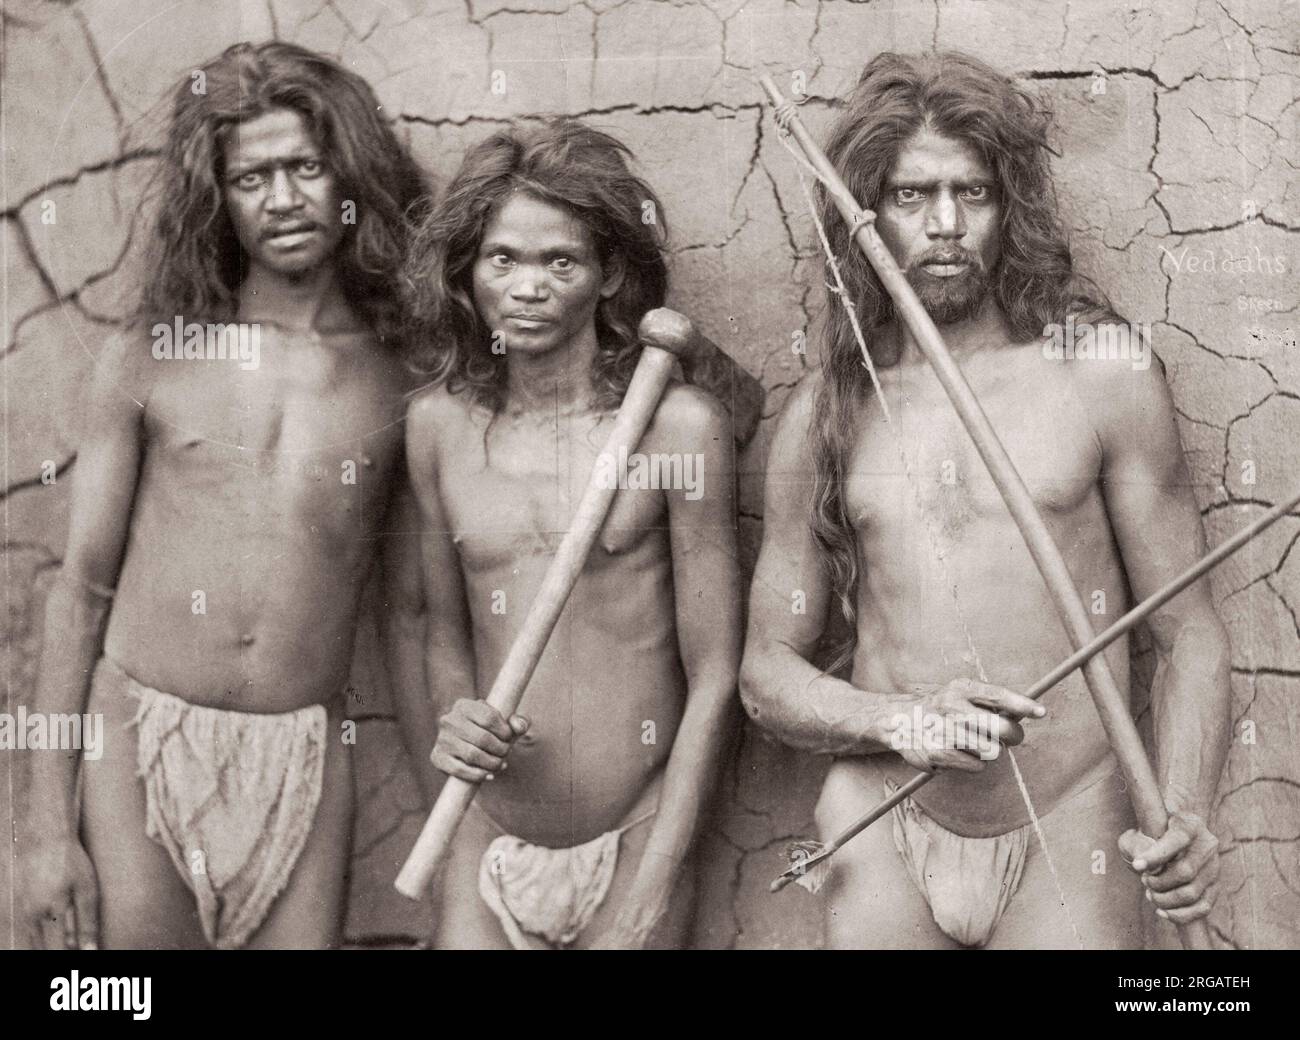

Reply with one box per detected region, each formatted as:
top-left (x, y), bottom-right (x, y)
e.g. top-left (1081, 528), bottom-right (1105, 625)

top-left (741, 51), bottom-right (1231, 949)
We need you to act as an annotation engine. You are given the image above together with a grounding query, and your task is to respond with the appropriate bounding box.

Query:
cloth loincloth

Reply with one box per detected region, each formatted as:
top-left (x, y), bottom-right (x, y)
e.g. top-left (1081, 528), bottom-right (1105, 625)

top-left (106, 658), bottom-right (328, 949)
top-left (474, 800), bottom-right (657, 950)
top-left (886, 776), bottom-right (1030, 948)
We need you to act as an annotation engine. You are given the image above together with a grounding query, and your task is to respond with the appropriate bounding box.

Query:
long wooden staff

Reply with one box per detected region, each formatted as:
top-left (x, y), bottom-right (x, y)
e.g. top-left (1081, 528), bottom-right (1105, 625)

top-left (772, 486), bottom-right (1300, 891)
top-left (395, 331), bottom-right (691, 899)
top-left (759, 75), bottom-right (1215, 949)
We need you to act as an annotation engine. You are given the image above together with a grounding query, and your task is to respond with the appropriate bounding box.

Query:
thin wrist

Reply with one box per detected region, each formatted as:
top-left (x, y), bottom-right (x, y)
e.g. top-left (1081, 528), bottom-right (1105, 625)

top-left (850, 684), bottom-right (904, 754)
top-left (1162, 777), bottom-right (1207, 818)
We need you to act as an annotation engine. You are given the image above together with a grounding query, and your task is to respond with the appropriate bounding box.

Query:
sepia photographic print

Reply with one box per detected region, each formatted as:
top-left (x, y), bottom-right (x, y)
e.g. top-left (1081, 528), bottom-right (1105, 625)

top-left (1, 0), bottom-right (1296, 995)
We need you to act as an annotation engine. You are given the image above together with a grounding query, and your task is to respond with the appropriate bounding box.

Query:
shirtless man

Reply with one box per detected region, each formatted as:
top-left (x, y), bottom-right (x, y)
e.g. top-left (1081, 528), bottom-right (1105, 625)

top-left (18, 42), bottom-right (426, 949)
top-left (740, 52), bottom-right (1231, 949)
top-left (385, 119), bottom-right (754, 949)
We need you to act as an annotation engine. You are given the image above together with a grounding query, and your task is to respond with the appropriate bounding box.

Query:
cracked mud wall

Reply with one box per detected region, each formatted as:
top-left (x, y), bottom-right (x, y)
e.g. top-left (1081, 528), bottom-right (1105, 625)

top-left (3, 0), bottom-right (1296, 948)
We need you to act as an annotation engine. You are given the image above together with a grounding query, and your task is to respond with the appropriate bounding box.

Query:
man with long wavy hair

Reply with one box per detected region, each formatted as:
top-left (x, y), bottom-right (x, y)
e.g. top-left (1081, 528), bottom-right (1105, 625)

top-left (741, 52), bottom-right (1230, 948)
top-left (19, 41), bottom-right (426, 949)
top-left (385, 118), bottom-right (754, 948)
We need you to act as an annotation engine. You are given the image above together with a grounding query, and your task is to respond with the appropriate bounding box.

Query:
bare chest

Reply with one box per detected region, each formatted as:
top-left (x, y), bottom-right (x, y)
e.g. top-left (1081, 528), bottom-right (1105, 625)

top-left (143, 345), bottom-right (403, 524)
top-left (843, 363), bottom-right (1102, 543)
top-left (440, 412), bottom-right (668, 573)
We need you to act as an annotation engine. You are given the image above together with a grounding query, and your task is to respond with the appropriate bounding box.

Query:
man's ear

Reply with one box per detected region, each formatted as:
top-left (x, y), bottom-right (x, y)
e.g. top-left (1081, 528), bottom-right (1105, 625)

top-left (599, 253), bottom-right (626, 299)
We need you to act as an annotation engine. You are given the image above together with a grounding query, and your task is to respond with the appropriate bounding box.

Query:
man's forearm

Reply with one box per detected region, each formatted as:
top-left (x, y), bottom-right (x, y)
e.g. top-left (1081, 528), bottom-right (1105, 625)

top-left (25, 577), bottom-right (112, 833)
top-left (627, 677), bottom-right (737, 904)
top-left (681, 335), bottom-right (763, 449)
top-left (380, 609), bottom-right (445, 805)
top-left (739, 640), bottom-right (900, 756)
top-left (1152, 623), bottom-right (1232, 817)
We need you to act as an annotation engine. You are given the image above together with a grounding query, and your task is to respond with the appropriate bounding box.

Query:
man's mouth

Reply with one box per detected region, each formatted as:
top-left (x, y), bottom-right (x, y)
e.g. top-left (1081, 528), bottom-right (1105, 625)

top-left (505, 314), bottom-right (553, 328)
top-left (263, 223), bottom-right (319, 247)
top-left (917, 255), bottom-right (973, 278)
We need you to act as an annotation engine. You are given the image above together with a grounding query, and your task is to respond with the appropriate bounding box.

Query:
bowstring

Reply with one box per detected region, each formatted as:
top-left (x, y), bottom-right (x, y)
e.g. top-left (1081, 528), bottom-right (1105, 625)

top-left (779, 121), bottom-right (1087, 948)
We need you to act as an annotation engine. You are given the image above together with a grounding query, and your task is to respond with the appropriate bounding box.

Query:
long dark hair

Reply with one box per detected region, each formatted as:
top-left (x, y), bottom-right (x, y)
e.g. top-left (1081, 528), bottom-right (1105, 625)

top-left (134, 41), bottom-right (427, 352)
top-left (811, 51), bottom-right (1119, 666)
top-left (402, 117), bottom-right (669, 411)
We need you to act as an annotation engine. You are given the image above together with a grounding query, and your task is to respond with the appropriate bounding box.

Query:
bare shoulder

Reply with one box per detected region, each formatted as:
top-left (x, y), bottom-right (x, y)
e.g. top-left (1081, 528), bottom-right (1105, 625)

top-left (651, 381), bottom-right (731, 445)
top-left (1054, 324), bottom-right (1180, 460)
top-left (1064, 325), bottom-right (1172, 417)
top-left (766, 368), bottom-right (823, 463)
top-left (407, 380), bottom-right (480, 428)
top-left (778, 368), bottom-right (822, 426)
top-left (101, 324), bottom-right (155, 371)
top-left (92, 325), bottom-right (159, 412)
top-left (405, 382), bottom-right (485, 462)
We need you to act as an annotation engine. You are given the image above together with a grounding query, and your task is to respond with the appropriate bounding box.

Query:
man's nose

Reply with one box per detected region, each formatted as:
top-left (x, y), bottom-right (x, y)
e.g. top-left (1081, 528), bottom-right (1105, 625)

top-left (508, 267), bottom-right (548, 300)
top-left (925, 190), bottom-right (966, 239)
top-left (264, 168), bottom-right (304, 213)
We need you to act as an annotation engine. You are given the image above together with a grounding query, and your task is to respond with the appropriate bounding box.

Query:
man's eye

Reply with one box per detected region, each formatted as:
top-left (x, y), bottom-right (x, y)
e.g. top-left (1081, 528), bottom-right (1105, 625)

top-left (550, 256), bottom-right (575, 271)
top-left (297, 160), bottom-right (323, 177)
top-left (964, 186), bottom-right (990, 201)
top-left (895, 188), bottom-right (924, 204)
top-left (489, 253), bottom-right (513, 268)
top-left (235, 172), bottom-right (265, 190)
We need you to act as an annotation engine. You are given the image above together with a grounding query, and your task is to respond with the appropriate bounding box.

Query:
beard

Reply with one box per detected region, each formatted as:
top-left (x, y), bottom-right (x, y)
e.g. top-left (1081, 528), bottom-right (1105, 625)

top-left (903, 249), bottom-right (992, 326)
